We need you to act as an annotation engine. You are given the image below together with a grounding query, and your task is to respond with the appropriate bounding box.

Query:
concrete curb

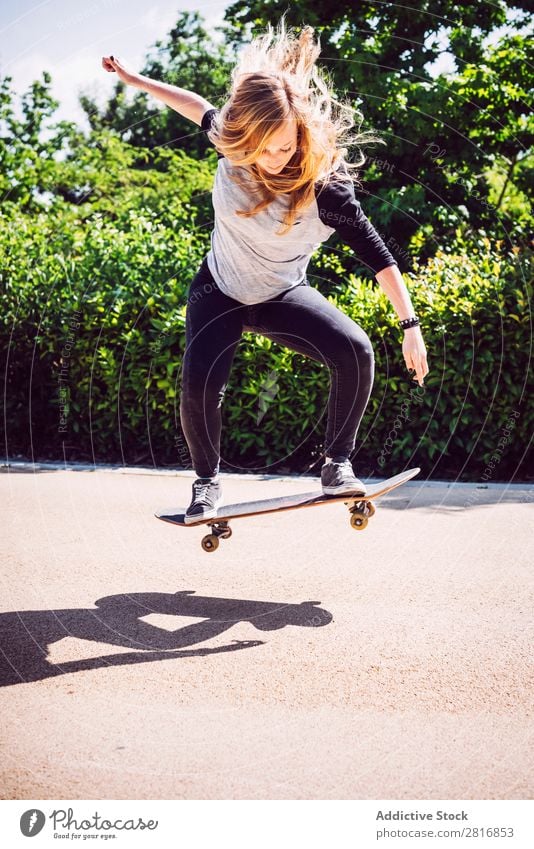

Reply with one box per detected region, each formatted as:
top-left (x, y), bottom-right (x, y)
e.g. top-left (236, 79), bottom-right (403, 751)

top-left (1, 459), bottom-right (532, 492)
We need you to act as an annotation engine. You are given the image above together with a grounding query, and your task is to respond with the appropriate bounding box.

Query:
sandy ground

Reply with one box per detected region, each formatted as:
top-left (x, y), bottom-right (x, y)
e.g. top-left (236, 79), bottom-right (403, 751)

top-left (0, 463), bottom-right (532, 800)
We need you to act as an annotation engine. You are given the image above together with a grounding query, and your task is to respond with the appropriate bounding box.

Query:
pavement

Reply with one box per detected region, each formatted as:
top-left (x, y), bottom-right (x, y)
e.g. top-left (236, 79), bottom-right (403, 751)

top-left (1, 462), bottom-right (532, 800)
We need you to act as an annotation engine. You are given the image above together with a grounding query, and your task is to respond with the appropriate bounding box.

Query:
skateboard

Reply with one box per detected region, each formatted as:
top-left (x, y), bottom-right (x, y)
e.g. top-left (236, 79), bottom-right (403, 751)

top-left (155, 467), bottom-right (420, 552)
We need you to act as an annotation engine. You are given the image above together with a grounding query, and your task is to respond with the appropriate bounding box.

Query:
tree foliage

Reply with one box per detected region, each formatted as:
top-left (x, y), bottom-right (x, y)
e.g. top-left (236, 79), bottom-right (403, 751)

top-left (80, 11), bottom-right (233, 158)
top-left (220, 1), bottom-right (533, 257)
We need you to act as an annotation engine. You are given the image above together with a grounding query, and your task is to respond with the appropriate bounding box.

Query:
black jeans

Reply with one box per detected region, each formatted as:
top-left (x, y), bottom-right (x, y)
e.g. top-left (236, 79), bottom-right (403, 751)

top-left (179, 257), bottom-right (375, 477)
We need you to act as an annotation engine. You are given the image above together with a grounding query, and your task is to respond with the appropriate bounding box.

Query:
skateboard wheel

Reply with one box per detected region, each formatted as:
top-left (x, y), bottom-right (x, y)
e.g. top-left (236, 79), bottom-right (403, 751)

top-left (220, 526), bottom-right (233, 539)
top-left (201, 534), bottom-right (219, 552)
top-left (365, 502), bottom-right (376, 518)
top-left (350, 514), bottom-right (368, 530)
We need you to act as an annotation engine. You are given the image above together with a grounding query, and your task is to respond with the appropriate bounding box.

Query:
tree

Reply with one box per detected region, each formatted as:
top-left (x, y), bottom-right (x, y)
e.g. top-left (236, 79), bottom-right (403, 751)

top-left (221, 2), bottom-right (533, 259)
top-left (0, 71), bottom-right (82, 209)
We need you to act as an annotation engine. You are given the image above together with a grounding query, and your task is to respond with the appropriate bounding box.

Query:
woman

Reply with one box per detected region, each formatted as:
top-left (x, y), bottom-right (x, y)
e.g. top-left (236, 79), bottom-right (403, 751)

top-left (102, 17), bottom-right (428, 523)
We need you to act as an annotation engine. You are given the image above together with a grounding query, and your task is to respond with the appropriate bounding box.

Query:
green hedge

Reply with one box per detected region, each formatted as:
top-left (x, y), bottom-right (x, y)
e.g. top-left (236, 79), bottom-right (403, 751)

top-left (218, 236), bottom-right (533, 481)
top-left (2, 216), bottom-right (531, 481)
top-left (1, 133), bottom-right (532, 481)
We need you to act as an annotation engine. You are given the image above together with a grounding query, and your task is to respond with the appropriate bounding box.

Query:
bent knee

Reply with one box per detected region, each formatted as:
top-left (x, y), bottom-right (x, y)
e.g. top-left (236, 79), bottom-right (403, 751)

top-left (334, 330), bottom-right (374, 368)
top-left (356, 331), bottom-right (374, 363)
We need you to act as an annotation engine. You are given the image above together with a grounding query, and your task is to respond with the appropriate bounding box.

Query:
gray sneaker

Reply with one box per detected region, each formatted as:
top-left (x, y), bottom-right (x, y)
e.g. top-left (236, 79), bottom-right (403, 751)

top-left (184, 477), bottom-right (223, 524)
top-left (321, 457), bottom-right (367, 496)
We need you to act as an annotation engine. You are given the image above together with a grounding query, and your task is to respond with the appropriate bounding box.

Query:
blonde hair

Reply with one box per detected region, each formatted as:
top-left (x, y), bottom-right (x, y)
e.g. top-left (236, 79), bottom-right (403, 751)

top-left (205, 14), bottom-right (386, 235)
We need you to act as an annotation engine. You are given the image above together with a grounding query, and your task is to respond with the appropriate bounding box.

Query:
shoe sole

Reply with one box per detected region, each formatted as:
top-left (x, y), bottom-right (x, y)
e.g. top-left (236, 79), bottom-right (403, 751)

top-left (184, 494), bottom-right (223, 525)
top-left (322, 484), bottom-right (367, 496)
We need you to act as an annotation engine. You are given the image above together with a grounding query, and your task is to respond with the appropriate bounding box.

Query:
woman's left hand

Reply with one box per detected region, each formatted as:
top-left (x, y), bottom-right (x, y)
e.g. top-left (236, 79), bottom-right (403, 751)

top-left (402, 326), bottom-right (428, 386)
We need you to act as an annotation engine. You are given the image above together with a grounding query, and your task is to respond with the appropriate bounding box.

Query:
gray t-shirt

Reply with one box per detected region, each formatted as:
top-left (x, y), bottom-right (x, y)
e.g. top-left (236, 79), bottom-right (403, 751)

top-left (201, 108), bottom-right (397, 305)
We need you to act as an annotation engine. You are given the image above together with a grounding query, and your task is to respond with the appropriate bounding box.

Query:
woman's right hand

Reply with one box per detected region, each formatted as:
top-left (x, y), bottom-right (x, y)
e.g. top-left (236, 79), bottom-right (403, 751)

top-left (101, 55), bottom-right (137, 86)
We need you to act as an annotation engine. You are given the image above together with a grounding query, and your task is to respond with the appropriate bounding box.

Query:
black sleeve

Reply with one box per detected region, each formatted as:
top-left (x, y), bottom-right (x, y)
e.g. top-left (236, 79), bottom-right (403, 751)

top-left (200, 108), bottom-right (223, 159)
top-left (316, 172), bottom-right (398, 276)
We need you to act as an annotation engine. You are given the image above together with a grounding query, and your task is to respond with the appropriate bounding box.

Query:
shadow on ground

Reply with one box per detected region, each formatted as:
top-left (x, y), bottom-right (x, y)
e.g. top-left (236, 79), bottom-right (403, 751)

top-left (0, 591), bottom-right (332, 687)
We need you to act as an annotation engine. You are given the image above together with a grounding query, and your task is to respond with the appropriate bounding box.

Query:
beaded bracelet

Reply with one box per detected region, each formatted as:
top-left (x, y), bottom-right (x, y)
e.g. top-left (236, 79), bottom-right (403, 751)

top-left (399, 316), bottom-right (420, 330)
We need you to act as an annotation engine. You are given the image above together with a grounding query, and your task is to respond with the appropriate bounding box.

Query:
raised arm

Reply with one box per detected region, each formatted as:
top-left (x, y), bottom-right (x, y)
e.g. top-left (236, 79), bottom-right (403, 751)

top-left (102, 55), bottom-right (215, 126)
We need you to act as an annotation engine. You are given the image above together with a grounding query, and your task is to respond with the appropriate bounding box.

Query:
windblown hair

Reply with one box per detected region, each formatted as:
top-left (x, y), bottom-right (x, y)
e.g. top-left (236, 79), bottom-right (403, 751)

top-left (205, 14), bottom-right (386, 235)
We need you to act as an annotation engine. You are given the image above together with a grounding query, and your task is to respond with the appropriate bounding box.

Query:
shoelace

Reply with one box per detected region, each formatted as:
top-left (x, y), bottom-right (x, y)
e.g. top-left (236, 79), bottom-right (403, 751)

top-left (193, 480), bottom-right (214, 502)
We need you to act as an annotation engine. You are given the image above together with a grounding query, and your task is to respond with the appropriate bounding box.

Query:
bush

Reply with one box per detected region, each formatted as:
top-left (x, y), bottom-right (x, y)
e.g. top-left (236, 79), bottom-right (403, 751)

top-left (1, 128), bottom-right (531, 481)
top-left (218, 235), bottom-right (533, 481)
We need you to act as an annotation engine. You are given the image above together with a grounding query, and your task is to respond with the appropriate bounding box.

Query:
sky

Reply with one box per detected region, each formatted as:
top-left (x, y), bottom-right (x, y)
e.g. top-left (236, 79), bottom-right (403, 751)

top-left (0, 0), bottom-right (231, 129)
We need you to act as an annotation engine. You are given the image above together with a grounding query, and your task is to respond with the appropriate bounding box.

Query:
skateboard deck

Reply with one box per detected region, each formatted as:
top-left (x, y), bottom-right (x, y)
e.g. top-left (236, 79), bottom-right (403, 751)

top-left (155, 467), bottom-right (420, 552)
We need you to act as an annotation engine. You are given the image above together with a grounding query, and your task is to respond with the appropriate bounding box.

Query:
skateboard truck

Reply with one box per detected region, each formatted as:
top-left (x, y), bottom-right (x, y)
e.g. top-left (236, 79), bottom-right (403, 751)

top-left (203, 498), bottom-right (377, 551)
top-left (202, 520), bottom-right (233, 552)
top-left (347, 499), bottom-right (376, 530)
